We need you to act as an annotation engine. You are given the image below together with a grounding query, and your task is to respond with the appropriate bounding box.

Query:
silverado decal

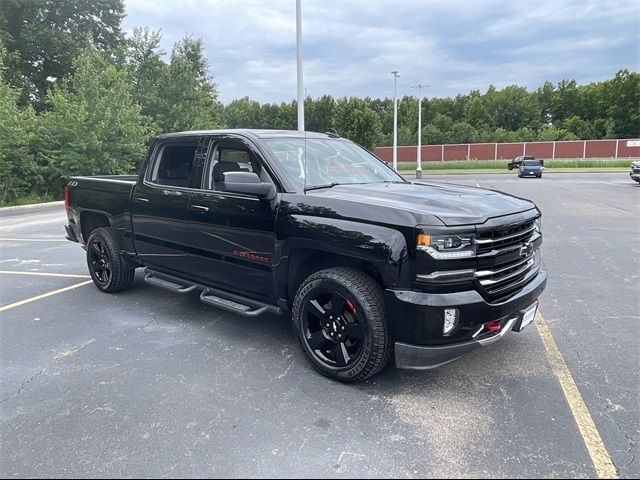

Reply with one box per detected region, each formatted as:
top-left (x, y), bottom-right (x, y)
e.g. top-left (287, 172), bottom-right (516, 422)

top-left (231, 251), bottom-right (270, 264)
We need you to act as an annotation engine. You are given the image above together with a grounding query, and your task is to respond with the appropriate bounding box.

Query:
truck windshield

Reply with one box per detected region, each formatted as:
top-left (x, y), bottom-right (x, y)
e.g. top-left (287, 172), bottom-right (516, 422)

top-left (263, 138), bottom-right (403, 191)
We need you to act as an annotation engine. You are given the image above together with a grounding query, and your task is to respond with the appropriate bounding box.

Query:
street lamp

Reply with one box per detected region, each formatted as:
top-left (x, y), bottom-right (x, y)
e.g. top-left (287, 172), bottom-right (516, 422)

top-left (391, 71), bottom-right (400, 171)
top-left (296, 0), bottom-right (304, 131)
top-left (411, 83), bottom-right (430, 179)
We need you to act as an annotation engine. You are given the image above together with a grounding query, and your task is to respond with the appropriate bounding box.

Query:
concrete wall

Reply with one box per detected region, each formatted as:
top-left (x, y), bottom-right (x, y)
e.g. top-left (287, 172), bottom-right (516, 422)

top-left (374, 139), bottom-right (640, 162)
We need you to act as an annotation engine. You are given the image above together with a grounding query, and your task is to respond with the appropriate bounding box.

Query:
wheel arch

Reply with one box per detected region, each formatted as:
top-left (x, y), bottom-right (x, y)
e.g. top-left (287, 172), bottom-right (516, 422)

top-left (275, 217), bottom-right (410, 304)
top-left (79, 210), bottom-right (111, 244)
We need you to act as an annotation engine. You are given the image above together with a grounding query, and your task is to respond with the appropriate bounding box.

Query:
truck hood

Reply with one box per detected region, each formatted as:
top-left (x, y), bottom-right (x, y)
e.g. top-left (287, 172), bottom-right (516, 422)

top-left (312, 181), bottom-right (536, 226)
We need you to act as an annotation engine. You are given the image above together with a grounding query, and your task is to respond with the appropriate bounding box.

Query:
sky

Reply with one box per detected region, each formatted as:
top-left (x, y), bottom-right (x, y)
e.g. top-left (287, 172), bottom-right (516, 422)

top-left (122, 0), bottom-right (640, 104)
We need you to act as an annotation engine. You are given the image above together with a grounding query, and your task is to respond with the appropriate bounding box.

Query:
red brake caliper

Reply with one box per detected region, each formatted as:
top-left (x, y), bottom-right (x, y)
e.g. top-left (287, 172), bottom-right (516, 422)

top-left (345, 300), bottom-right (356, 315)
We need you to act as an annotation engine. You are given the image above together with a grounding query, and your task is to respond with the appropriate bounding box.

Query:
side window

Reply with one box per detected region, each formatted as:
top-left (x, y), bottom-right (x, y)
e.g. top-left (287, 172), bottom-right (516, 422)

top-left (207, 143), bottom-right (260, 190)
top-left (149, 142), bottom-right (198, 188)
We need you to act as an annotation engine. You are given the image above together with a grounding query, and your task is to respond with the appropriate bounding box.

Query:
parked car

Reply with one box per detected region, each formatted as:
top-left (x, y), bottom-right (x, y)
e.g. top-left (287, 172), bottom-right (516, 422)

top-left (630, 159), bottom-right (640, 184)
top-left (64, 129), bottom-right (546, 383)
top-left (518, 159), bottom-right (544, 178)
top-left (508, 155), bottom-right (536, 170)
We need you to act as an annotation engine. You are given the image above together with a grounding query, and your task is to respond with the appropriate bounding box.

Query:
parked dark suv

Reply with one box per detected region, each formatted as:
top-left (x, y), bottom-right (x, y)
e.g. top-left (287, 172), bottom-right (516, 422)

top-left (508, 155), bottom-right (544, 171)
top-left (630, 159), bottom-right (640, 184)
top-left (519, 159), bottom-right (544, 178)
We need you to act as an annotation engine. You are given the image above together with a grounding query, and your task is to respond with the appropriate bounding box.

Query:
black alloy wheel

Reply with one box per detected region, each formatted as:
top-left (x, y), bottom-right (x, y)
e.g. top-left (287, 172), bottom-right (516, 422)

top-left (292, 267), bottom-right (393, 382)
top-left (301, 290), bottom-right (366, 368)
top-left (89, 237), bottom-right (112, 287)
top-left (86, 227), bottom-right (135, 293)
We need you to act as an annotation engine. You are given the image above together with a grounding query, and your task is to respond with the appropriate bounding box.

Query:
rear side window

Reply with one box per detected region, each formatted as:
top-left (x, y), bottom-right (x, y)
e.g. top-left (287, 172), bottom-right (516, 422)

top-left (150, 143), bottom-right (198, 188)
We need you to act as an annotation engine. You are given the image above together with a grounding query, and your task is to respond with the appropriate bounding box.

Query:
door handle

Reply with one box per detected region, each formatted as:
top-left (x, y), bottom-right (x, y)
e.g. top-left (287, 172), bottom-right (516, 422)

top-left (135, 197), bottom-right (149, 202)
top-left (162, 190), bottom-right (184, 196)
top-left (190, 205), bottom-right (209, 212)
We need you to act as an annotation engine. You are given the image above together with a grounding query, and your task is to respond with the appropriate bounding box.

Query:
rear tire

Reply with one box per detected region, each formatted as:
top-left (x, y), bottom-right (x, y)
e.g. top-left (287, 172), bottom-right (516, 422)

top-left (292, 267), bottom-right (393, 383)
top-left (86, 227), bottom-right (135, 293)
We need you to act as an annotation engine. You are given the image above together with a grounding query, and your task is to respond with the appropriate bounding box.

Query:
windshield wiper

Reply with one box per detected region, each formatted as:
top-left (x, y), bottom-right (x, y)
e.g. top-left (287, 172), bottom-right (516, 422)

top-left (304, 182), bottom-right (342, 192)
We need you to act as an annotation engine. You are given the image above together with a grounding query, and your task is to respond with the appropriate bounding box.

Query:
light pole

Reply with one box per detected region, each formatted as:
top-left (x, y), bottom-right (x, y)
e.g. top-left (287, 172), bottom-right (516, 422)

top-left (296, 0), bottom-right (304, 131)
top-left (411, 83), bottom-right (430, 179)
top-left (391, 71), bottom-right (400, 171)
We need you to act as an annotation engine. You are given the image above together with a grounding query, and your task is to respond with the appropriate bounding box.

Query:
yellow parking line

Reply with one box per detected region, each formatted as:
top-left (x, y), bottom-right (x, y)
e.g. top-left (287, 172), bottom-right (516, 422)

top-left (0, 280), bottom-right (93, 313)
top-left (0, 270), bottom-right (90, 279)
top-left (535, 311), bottom-right (618, 479)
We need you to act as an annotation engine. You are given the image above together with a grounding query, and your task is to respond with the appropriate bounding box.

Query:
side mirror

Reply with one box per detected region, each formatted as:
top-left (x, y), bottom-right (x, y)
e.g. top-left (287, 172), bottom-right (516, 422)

top-left (223, 171), bottom-right (275, 198)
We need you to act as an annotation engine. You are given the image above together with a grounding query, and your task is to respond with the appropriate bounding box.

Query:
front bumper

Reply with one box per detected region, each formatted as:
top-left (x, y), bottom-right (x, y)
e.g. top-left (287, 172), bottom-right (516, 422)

top-left (387, 266), bottom-right (547, 369)
top-left (395, 302), bottom-right (536, 369)
top-left (630, 172), bottom-right (640, 182)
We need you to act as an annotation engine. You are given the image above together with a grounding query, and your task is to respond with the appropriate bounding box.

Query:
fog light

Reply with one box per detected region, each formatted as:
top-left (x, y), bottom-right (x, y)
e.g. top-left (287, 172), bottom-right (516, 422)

top-left (443, 309), bottom-right (459, 335)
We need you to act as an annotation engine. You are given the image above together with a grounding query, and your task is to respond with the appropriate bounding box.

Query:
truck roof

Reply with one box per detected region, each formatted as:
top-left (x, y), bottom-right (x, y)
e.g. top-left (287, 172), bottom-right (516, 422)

top-left (155, 129), bottom-right (337, 141)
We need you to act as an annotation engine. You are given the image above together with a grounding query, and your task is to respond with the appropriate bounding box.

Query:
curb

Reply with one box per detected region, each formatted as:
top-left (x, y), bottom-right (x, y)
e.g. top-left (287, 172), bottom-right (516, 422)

top-left (0, 201), bottom-right (64, 212)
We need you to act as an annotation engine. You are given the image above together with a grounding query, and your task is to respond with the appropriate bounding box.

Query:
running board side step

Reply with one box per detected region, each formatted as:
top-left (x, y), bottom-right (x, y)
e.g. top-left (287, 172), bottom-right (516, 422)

top-left (143, 268), bottom-right (283, 317)
top-left (200, 289), bottom-right (280, 317)
top-left (144, 270), bottom-right (199, 294)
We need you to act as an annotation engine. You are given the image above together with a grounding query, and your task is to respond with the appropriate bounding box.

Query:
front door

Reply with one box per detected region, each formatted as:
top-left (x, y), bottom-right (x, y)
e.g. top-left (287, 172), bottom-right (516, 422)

top-left (187, 137), bottom-right (278, 300)
top-left (131, 137), bottom-right (207, 275)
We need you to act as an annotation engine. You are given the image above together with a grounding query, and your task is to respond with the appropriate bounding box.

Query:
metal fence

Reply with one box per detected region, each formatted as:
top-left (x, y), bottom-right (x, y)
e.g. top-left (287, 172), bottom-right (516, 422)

top-left (374, 139), bottom-right (640, 162)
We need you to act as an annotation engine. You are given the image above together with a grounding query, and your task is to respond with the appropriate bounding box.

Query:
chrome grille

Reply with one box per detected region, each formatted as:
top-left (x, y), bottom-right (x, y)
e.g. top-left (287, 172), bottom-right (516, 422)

top-left (475, 219), bottom-right (536, 255)
top-left (475, 217), bottom-right (540, 302)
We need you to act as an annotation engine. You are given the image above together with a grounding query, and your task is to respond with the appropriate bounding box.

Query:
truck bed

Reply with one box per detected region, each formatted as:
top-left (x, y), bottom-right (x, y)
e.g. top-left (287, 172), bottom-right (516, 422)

top-left (66, 175), bottom-right (139, 246)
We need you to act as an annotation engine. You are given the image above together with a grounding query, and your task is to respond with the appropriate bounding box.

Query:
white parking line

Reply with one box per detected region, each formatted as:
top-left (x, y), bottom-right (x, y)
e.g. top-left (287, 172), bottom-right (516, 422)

top-left (0, 238), bottom-right (69, 242)
top-left (0, 270), bottom-right (90, 279)
top-left (0, 280), bottom-right (93, 313)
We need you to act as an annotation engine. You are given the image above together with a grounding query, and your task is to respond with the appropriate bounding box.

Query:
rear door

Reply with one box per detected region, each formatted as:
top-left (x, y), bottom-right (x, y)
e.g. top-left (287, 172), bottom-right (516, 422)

top-left (187, 136), bottom-right (279, 300)
top-left (131, 136), bottom-right (208, 275)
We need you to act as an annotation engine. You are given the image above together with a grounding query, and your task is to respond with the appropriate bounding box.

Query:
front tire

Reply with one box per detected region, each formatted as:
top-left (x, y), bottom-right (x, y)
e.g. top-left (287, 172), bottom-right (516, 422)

top-left (292, 268), bottom-right (393, 383)
top-left (86, 227), bottom-right (135, 293)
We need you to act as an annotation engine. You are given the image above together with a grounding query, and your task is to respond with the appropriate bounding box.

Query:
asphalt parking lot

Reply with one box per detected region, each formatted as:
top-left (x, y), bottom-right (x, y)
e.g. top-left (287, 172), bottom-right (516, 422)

top-left (1, 172), bottom-right (638, 478)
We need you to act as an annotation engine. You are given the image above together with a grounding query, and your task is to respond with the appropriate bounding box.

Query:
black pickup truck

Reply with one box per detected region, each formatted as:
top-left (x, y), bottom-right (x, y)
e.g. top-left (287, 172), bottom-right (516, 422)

top-left (65, 129), bottom-right (546, 382)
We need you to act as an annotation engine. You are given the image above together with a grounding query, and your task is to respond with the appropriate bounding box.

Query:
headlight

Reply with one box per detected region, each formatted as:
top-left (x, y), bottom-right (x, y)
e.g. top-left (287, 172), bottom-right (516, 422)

top-left (417, 231), bottom-right (476, 259)
top-left (534, 214), bottom-right (542, 234)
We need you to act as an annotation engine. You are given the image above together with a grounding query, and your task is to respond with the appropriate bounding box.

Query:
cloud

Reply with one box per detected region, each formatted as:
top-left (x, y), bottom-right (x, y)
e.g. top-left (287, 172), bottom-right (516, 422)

top-left (123, 0), bottom-right (640, 104)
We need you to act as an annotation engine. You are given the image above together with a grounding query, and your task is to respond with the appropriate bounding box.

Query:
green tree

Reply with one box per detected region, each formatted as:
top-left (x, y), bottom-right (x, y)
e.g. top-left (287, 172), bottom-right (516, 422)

top-left (487, 85), bottom-right (540, 131)
top-left (224, 96), bottom-right (263, 128)
top-left (125, 27), bottom-right (166, 126)
top-left (397, 125), bottom-right (415, 146)
top-left (535, 81), bottom-right (555, 125)
top-left (0, 0), bottom-right (125, 107)
top-left (0, 43), bottom-right (37, 204)
top-left (332, 97), bottom-right (382, 150)
top-left (562, 115), bottom-right (596, 139)
top-left (448, 122), bottom-right (478, 144)
top-left (422, 124), bottom-right (446, 145)
top-left (602, 69), bottom-right (640, 138)
top-left (37, 46), bottom-right (153, 195)
top-left (274, 101), bottom-right (296, 129)
top-left (463, 94), bottom-right (492, 129)
top-left (154, 35), bottom-right (223, 132)
top-left (305, 95), bottom-right (335, 133)
top-left (551, 79), bottom-right (579, 124)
